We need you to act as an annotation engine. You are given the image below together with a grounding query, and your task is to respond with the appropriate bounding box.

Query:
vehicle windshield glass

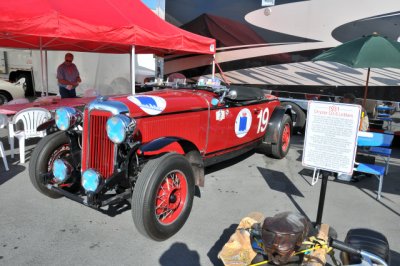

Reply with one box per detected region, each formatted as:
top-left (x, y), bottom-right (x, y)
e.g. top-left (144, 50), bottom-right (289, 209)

top-left (195, 77), bottom-right (226, 92)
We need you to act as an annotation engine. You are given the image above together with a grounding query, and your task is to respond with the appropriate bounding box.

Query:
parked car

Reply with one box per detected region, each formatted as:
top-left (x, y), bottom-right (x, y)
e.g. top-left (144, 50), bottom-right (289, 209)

top-left (0, 78), bottom-right (26, 105)
top-left (29, 82), bottom-right (294, 241)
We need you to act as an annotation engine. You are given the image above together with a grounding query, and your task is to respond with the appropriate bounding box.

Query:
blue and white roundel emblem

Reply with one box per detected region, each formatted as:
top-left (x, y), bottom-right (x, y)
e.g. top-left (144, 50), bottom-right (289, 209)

top-left (235, 108), bottom-right (252, 138)
top-left (128, 95), bottom-right (166, 115)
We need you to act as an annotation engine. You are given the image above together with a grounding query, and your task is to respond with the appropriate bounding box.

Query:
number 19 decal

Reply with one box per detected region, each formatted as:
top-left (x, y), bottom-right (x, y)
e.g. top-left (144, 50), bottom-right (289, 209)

top-left (257, 108), bottom-right (270, 133)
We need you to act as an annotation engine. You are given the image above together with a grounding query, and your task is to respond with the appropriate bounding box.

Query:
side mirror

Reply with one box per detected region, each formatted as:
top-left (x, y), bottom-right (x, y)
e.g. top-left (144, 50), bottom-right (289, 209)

top-left (226, 90), bottom-right (237, 100)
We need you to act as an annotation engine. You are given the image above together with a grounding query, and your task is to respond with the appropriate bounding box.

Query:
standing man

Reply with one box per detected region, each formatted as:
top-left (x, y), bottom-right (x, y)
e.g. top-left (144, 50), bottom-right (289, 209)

top-left (57, 53), bottom-right (81, 98)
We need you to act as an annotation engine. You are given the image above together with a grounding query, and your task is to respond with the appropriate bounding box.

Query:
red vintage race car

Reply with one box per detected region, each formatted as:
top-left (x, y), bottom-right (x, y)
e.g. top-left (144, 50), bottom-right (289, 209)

top-left (29, 82), bottom-right (294, 241)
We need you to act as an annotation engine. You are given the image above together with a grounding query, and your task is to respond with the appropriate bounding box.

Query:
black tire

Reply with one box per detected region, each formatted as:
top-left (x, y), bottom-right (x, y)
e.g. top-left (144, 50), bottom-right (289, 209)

top-left (256, 141), bottom-right (272, 156)
top-left (270, 114), bottom-right (292, 159)
top-left (29, 131), bottom-right (71, 198)
top-left (281, 102), bottom-right (305, 134)
top-left (132, 153), bottom-right (195, 241)
top-left (0, 91), bottom-right (11, 105)
top-left (341, 228), bottom-right (390, 265)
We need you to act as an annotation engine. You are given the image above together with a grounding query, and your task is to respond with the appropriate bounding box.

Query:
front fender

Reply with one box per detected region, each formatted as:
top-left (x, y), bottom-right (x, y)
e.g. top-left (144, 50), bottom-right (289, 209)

top-left (37, 119), bottom-right (55, 131)
top-left (138, 137), bottom-right (181, 154)
top-left (138, 136), bottom-right (199, 154)
top-left (264, 106), bottom-right (294, 144)
top-left (137, 137), bottom-right (204, 187)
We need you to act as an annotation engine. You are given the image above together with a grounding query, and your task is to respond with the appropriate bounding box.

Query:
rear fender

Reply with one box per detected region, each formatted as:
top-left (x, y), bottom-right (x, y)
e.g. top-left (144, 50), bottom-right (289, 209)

top-left (138, 137), bottom-right (205, 187)
top-left (264, 106), bottom-right (294, 144)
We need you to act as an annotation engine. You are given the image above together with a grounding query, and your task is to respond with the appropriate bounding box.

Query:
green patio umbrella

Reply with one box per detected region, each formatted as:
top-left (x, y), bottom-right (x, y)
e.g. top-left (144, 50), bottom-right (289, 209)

top-left (313, 33), bottom-right (400, 107)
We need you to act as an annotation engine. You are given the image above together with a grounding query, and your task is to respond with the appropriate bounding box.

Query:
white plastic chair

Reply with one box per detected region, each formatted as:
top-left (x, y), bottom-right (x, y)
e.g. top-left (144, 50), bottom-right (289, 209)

top-left (5, 98), bottom-right (30, 105)
top-left (9, 107), bottom-right (51, 164)
top-left (0, 114), bottom-right (9, 171)
top-left (0, 113), bottom-right (9, 129)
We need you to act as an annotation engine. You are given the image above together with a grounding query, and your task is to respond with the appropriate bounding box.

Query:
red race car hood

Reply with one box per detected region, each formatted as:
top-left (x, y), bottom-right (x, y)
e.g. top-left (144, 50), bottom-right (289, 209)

top-left (108, 89), bottom-right (212, 117)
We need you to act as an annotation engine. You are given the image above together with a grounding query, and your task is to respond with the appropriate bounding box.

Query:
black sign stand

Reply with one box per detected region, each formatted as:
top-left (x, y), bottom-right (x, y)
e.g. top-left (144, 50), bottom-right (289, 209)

top-left (315, 170), bottom-right (330, 226)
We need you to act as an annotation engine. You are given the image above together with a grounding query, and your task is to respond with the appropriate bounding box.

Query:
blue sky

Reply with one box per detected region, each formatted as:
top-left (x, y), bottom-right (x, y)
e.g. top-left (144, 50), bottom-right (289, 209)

top-left (141, 0), bottom-right (156, 10)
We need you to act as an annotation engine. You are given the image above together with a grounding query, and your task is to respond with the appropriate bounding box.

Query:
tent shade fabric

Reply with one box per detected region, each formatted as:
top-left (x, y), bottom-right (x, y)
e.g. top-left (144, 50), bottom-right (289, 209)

top-left (313, 34), bottom-right (400, 107)
top-left (313, 34), bottom-right (400, 68)
top-left (181, 13), bottom-right (265, 48)
top-left (0, 0), bottom-right (215, 55)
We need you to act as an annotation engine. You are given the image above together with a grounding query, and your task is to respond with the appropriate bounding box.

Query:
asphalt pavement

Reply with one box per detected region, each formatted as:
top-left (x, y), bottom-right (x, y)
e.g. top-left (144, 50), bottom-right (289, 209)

top-left (0, 129), bottom-right (399, 265)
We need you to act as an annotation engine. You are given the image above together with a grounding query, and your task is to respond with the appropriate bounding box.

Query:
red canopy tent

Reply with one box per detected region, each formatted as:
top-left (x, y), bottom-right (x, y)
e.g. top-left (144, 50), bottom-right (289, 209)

top-left (0, 0), bottom-right (215, 54)
top-left (0, 0), bottom-right (216, 93)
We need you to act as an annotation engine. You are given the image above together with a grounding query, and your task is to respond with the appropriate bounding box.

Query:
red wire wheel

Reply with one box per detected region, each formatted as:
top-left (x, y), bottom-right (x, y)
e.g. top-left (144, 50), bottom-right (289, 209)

top-left (270, 114), bottom-right (292, 159)
top-left (132, 153), bottom-right (195, 241)
top-left (281, 123), bottom-right (291, 153)
top-left (155, 170), bottom-right (188, 224)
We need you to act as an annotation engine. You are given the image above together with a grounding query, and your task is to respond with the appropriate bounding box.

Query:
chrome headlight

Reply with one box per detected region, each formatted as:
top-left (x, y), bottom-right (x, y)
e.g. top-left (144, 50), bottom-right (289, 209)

top-left (106, 114), bottom-right (136, 144)
top-left (55, 107), bottom-right (82, 130)
top-left (52, 159), bottom-right (72, 183)
top-left (81, 169), bottom-right (101, 192)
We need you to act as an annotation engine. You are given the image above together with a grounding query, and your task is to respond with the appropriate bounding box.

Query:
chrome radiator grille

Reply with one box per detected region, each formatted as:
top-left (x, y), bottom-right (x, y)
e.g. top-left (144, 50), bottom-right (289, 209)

top-left (83, 110), bottom-right (115, 178)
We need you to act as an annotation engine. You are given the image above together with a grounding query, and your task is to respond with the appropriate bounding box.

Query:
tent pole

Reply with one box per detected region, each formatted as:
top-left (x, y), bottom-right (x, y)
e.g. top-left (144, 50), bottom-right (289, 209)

top-left (212, 54), bottom-right (215, 79)
top-left (363, 68), bottom-right (370, 108)
top-left (130, 46), bottom-right (136, 95)
top-left (45, 50), bottom-right (49, 96)
top-left (40, 37), bottom-right (45, 97)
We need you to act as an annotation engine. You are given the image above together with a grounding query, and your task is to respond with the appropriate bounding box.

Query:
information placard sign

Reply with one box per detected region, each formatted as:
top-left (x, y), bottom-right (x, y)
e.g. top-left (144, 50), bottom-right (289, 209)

top-left (302, 101), bottom-right (361, 174)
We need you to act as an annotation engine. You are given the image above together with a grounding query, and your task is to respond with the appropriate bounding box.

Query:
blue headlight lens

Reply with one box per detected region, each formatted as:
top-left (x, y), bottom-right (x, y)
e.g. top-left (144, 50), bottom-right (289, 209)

top-left (52, 159), bottom-right (70, 183)
top-left (82, 169), bottom-right (100, 192)
top-left (106, 115), bottom-right (131, 144)
top-left (55, 108), bottom-right (70, 130)
top-left (55, 107), bottom-right (82, 131)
